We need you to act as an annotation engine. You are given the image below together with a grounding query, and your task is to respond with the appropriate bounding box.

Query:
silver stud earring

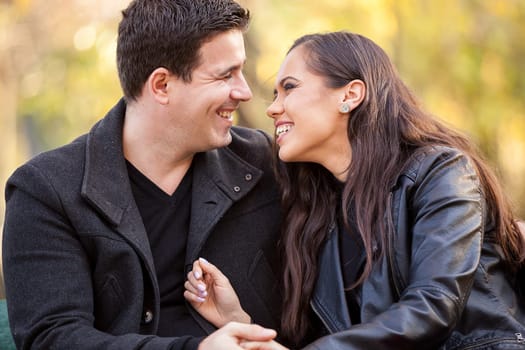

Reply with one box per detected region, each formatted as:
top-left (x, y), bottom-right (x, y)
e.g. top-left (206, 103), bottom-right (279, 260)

top-left (339, 103), bottom-right (350, 113)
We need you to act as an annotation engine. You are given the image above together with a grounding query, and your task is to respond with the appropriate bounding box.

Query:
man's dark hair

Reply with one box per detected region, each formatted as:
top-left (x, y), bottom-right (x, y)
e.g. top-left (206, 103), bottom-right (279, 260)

top-left (116, 0), bottom-right (250, 101)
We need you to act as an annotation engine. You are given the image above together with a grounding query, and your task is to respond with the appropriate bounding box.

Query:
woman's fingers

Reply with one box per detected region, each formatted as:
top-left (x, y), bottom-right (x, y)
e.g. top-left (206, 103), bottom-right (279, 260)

top-left (192, 259), bottom-right (204, 280)
top-left (199, 257), bottom-right (230, 286)
top-left (183, 289), bottom-right (205, 304)
top-left (185, 261), bottom-right (208, 299)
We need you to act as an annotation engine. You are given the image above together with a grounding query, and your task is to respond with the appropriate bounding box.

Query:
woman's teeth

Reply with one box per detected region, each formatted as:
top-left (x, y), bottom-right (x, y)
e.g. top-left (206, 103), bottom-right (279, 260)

top-left (276, 124), bottom-right (292, 136)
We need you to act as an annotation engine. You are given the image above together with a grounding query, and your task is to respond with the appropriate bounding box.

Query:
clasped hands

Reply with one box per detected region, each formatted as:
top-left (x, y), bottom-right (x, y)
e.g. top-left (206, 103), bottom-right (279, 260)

top-left (184, 258), bottom-right (288, 350)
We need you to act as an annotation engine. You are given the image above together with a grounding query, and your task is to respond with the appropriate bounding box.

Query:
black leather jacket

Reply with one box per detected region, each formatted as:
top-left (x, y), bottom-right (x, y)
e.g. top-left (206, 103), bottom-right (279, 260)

top-left (305, 146), bottom-right (525, 349)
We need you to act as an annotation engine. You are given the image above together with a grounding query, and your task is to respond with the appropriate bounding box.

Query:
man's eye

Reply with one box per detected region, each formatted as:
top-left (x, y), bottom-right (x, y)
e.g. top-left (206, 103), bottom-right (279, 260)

top-left (283, 83), bottom-right (296, 90)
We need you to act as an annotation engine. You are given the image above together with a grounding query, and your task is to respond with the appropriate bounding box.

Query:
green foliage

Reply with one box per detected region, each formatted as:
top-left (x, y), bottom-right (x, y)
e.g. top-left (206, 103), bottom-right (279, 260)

top-left (0, 300), bottom-right (15, 350)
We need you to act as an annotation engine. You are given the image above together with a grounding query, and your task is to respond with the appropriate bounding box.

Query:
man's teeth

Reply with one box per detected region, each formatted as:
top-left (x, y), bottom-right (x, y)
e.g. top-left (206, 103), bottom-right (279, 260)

top-left (219, 111), bottom-right (232, 119)
top-left (276, 124), bottom-right (292, 136)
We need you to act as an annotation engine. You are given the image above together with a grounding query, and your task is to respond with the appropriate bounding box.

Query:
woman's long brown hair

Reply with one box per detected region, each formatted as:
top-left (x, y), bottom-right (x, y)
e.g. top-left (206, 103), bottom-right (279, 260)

top-left (275, 31), bottom-right (525, 347)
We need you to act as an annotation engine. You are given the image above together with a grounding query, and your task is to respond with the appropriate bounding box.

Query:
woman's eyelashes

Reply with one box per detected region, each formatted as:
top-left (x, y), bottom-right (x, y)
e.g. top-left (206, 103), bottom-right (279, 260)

top-left (273, 82), bottom-right (297, 98)
top-left (272, 79), bottom-right (300, 101)
top-left (283, 82), bottom-right (297, 91)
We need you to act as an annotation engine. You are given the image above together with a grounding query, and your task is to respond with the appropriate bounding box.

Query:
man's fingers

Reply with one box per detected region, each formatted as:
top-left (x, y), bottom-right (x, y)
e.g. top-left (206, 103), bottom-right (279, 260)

top-left (222, 322), bottom-right (276, 341)
top-left (240, 341), bottom-right (269, 350)
top-left (200, 323), bottom-right (275, 350)
top-left (240, 341), bottom-right (288, 350)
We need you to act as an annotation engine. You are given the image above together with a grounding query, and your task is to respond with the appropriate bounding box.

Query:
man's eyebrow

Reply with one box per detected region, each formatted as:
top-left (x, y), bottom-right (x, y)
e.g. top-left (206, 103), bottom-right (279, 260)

top-left (217, 59), bottom-right (247, 76)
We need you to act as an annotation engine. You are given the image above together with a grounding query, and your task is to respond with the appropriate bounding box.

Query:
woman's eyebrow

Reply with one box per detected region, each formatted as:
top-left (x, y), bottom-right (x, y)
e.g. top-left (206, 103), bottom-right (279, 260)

top-left (278, 76), bottom-right (299, 87)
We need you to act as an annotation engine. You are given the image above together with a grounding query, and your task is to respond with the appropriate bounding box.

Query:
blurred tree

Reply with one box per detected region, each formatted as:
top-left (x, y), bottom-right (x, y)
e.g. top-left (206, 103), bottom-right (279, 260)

top-left (245, 0), bottom-right (525, 216)
top-left (0, 0), bottom-right (32, 298)
top-left (388, 0), bottom-right (525, 213)
top-left (0, 0), bottom-right (127, 298)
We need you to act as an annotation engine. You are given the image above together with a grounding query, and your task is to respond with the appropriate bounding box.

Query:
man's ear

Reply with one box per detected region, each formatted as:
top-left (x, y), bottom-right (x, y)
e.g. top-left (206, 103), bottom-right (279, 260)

top-left (146, 67), bottom-right (172, 105)
top-left (342, 79), bottom-right (366, 112)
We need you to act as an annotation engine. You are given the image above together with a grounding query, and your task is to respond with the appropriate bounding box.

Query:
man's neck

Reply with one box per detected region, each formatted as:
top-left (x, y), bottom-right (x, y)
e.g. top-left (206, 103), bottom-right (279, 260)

top-left (123, 101), bottom-right (194, 195)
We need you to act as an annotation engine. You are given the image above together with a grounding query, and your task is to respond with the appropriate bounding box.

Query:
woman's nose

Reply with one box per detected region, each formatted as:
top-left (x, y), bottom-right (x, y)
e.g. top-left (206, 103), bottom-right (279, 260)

top-left (266, 99), bottom-right (283, 119)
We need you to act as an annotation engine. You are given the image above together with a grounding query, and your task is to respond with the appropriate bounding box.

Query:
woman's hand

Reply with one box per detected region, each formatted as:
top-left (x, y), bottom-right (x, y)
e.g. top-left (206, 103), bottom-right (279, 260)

top-left (184, 258), bottom-right (251, 327)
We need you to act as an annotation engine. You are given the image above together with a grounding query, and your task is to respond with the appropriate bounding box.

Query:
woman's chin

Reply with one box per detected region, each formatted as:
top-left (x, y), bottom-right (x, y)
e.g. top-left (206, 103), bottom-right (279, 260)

top-left (278, 149), bottom-right (299, 163)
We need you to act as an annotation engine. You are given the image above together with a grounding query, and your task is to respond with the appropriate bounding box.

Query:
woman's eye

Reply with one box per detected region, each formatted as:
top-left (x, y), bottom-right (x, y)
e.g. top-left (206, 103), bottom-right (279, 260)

top-left (283, 83), bottom-right (296, 90)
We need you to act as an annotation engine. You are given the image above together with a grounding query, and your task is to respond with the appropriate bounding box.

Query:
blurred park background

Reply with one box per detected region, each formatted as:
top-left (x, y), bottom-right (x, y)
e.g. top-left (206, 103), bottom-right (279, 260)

top-left (1, 0), bottom-right (524, 298)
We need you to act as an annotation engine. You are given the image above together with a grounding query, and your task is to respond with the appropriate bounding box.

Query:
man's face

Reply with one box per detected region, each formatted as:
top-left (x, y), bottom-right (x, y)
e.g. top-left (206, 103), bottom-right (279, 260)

top-left (166, 29), bottom-right (252, 153)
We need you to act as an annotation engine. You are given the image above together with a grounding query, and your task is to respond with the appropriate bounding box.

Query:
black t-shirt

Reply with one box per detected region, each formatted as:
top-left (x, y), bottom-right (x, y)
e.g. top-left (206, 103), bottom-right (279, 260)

top-left (127, 161), bottom-right (206, 340)
top-left (337, 208), bottom-right (364, 325)
top-left (336, 184), bottom-right (364, 325)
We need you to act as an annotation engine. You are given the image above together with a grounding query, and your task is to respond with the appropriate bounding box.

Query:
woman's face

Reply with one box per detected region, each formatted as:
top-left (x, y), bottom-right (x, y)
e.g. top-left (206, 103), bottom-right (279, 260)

top-left (267, 45), bottom-right (352, 177)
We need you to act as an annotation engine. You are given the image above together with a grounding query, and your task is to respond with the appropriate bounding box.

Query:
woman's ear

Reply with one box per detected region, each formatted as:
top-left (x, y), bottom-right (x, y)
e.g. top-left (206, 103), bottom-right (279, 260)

top-left (146, 67), bottom-right (172, 105)
top-left (342, 79), bottom-right (366, 112)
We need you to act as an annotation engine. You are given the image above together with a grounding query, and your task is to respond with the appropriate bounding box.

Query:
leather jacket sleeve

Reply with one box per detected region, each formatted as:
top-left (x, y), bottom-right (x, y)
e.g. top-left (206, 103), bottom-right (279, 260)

top-left (304, 149), bottom-right (484, 349)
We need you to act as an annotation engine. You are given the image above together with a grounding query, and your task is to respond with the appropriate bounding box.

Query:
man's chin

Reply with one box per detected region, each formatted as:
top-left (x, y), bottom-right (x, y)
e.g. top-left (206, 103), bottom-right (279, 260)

top-left (210, 131), bottom-right (233, 150)
top-left (219, 133), bottom-right (233, 148)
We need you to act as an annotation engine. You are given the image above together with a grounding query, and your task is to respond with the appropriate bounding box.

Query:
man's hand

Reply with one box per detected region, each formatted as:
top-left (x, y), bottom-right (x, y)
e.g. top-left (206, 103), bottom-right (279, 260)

top-left (240, 340), bottom-right (289, 350)
top-left (198, 322), bottom-right (277, 350)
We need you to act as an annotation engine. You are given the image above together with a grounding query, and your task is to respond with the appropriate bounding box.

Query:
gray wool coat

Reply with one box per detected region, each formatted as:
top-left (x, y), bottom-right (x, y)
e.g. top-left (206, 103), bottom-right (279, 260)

top-left (2, 99), bottom-right (283, 350)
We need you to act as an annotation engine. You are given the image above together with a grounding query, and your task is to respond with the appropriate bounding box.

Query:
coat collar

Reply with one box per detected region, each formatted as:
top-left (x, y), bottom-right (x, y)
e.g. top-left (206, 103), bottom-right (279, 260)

top-left (81, 99), bottom-right (156, 271)
top-left (185, 147), bottom-right (263, 264)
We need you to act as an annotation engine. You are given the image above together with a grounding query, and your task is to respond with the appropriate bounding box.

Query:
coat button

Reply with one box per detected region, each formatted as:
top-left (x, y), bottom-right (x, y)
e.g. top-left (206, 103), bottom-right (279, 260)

top-left (143, 310), bottom-right (153, 324)
top-left (244, 174), bottom-right (253, 181)
top-left (233, 186), bottom-right (241, 192)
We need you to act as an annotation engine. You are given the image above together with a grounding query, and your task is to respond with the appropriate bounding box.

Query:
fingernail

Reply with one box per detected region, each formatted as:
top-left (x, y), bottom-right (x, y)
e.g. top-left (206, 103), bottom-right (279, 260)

top-left (199, 290), bottom-right (208, 297)
top-left (199, 257), bottom-right (209, 264)
top-left (194, 271), bottom-right (201, 279)
top-left (198, 283), bottom-right (206, 292)
top-left (197, 297), bottom-right (206, 303)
